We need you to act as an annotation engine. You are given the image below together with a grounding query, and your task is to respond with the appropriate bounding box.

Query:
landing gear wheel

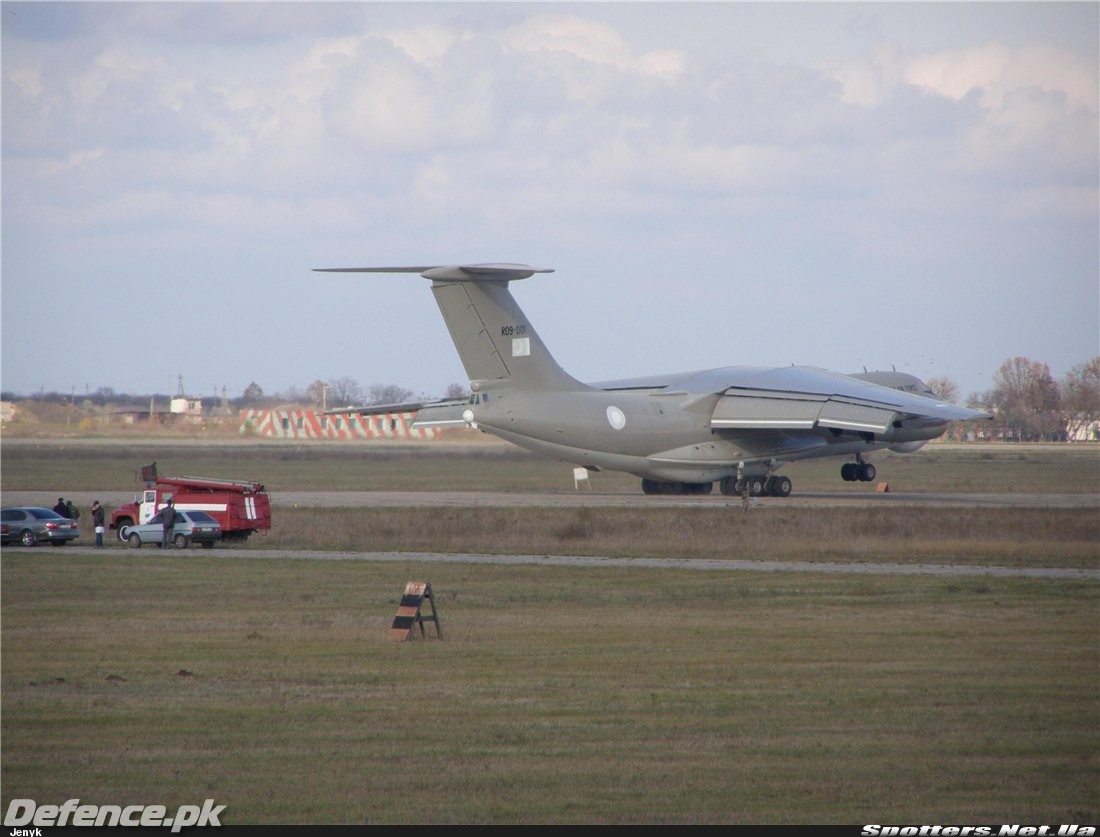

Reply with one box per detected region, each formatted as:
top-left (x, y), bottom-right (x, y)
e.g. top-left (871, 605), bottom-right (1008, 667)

top-left (771, 475), bottom-right (792, 497)
top-left (746, 477), bottom-right (765, 496)
top-left (841, 463), bottom-right (858, 481)
top-left (859, 462), bottom-right (876, 482)
top-left (719, 476), bottom-right (739, 496)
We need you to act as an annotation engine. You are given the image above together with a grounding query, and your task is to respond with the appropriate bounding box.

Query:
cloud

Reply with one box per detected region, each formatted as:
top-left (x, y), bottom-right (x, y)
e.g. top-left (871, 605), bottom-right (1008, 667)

top-left (502, 14), bottom-right (684, 80)
top-left (904, 42), bottom-right (1097, 113)
top-left (2, 4), bottom-right (1096, 400)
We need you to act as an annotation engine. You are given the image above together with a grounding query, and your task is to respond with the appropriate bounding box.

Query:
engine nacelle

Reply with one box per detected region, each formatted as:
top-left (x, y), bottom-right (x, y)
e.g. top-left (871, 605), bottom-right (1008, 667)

top-left (889, 440), bottom-right (928, 453)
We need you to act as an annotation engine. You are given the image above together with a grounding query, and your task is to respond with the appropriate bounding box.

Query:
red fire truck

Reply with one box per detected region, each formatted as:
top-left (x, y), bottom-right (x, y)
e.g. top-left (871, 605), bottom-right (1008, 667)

top-left (110, 464), bottom-right (271, 543)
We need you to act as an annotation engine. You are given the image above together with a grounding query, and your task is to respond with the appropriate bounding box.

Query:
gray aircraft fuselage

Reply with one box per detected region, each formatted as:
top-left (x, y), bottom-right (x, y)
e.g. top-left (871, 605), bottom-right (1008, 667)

top-left (316, 263), bottom-right (991, 495)
top-left (464, 369), bottom-right (953, 484)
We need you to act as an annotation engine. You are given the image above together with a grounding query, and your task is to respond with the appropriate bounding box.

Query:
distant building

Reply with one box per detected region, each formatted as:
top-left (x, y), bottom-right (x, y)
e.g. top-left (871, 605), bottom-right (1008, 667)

top-left (112, 395), bottom-right (203, 425)
top-left (1069, 422), bottom-right (1100, 442)
top-left (170, 397), bottom-right (203, 419)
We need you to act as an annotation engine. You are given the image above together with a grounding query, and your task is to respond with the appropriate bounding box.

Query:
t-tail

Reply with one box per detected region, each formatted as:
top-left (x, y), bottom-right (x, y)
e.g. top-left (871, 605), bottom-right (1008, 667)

top-left (314, 263), bottom-right (589, 393)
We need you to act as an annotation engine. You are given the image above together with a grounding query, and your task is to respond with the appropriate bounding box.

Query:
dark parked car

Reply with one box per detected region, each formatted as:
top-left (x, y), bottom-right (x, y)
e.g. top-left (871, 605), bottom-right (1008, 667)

top-left (120, 509), bottom-right (222, 549)
top-left (1, 507), bottom-right (81, 546)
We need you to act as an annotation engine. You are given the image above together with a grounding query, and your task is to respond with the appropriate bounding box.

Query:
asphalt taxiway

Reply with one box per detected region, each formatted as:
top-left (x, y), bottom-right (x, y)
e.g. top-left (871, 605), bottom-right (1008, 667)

top-left (5, 489), bottom-right (1098, 511)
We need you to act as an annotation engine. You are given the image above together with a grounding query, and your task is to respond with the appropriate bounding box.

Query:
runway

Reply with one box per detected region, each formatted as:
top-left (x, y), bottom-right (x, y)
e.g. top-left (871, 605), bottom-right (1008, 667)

top-left (5, 488), bottom-right (1098, 510)
top-left (24, 543), bottom-right (1100, 581)
top-left (274, 489), bottom-right (1099, 509)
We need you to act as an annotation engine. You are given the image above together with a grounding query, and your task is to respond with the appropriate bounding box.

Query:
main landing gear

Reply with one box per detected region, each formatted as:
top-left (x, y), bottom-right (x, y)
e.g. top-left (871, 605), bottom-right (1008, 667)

top-left (841, 456), bottom-right (877, 482)
top-left (641, 479), bottom-right (714, 495)
top-left (641, 476), bottom-right (793, 496)
top-left (640, 456), bottom-right (878, 496)
top-left (718, 474), bottom-right (792, 498)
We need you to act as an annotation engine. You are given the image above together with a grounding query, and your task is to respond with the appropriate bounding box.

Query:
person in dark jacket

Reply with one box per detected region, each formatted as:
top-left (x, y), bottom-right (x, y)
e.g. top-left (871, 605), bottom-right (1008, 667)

top-left (53, 497), bottom-right (68, 516)
top-left (161, 499), bottom-right (177, 548)
top-left (91, 501), bottom-right (106, 548)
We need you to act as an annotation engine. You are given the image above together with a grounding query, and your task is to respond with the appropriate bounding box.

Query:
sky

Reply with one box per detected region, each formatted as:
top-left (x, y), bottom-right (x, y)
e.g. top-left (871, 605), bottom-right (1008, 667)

top-left (2, 1), bottom-right (1097, 404)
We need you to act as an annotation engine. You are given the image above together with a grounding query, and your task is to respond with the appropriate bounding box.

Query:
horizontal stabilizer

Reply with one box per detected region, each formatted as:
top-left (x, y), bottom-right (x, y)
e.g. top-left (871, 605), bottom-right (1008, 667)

top-left (315, 263), bottom-right (553, 282)
top-left (323, 400), bottom-right (429, 417)
top-left (411, 400), bottom-right (472, 428)
top-left (325, 398), bottom-right (472, 428)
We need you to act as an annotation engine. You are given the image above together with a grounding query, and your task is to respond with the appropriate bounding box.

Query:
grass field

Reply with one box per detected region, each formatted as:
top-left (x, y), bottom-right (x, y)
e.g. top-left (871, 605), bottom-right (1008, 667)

top-left (1, 440), bottom-right (1098, 823)
top-left (2, 555), bottom-right (1097, 824)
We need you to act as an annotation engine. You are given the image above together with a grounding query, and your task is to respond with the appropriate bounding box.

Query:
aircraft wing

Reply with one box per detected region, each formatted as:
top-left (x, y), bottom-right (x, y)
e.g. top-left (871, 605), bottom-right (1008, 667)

top-left (593, 365), bottom-right (989, 431)
top-left (704, 367), bottom-right (991, 432)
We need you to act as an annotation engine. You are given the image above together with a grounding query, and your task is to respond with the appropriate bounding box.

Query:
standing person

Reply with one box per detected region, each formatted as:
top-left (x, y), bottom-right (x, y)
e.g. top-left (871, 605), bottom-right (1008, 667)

top-left (161, 498), bottom-right (177, 549)
top-left (66, 499), bottom-right (81, 525)
top-left (91, 501), bottom-right (106, 548)
top-left (53, 497), bottom-right (68, 516)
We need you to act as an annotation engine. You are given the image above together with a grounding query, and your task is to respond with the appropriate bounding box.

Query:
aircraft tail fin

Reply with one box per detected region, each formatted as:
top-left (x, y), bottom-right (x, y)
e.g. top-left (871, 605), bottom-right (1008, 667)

top-left (315, 264), bottom-right (588, 393)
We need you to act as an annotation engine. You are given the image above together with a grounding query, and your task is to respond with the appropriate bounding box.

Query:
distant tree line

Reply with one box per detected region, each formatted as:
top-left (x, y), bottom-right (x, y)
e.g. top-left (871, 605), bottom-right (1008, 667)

top-left (964, 356), bottom-right (1100, 442)
top-left (234, 379), bottom-right (469, 410)
top-left (4, 359), bottom-right (1098, 441)
top-left (0, 379), bottom-right (471, 415)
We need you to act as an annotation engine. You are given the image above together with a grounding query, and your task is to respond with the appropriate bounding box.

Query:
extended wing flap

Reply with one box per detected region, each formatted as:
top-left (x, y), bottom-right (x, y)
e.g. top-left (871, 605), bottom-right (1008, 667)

top-left (816, 400), bottom-right (898, 434)
top-left (710, 392), bottom-right (823, 430)
top-left (711, 391), bottom-right (902, 435)
top-left (709, 369), bottom-right (990, 434)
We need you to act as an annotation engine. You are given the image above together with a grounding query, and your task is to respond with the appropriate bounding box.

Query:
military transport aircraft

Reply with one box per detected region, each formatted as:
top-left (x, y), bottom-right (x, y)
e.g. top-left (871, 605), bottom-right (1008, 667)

top-left (315, 263), bottom-right (991, 497)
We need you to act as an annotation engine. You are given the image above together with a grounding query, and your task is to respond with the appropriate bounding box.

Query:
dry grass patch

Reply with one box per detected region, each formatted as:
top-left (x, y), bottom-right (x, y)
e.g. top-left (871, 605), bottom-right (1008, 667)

top-left (254, 506), bottom-right (1099, 569)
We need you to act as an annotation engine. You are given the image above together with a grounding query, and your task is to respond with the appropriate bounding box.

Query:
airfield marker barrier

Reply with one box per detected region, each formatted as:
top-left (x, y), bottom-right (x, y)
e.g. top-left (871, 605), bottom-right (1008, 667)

top-left (389, 581), bottom-right (443, 641)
